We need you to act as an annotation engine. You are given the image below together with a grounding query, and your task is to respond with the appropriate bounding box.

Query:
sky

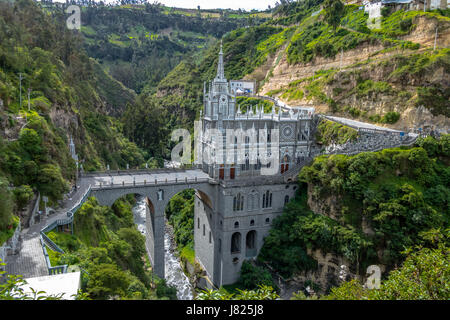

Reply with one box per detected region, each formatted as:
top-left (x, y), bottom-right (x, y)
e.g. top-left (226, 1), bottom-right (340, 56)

top-left (155, 0), bottom-right (279, 10)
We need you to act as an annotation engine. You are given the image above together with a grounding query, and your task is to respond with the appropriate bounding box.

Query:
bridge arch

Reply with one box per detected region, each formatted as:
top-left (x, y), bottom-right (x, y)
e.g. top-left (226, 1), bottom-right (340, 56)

top-left (159, 185), bottom-right (218, 283)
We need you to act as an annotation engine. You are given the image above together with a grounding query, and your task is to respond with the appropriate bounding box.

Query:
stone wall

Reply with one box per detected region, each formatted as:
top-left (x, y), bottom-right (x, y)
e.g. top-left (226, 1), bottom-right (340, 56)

top-left (27, 193), bottom-right (41, 227)
top-left (324, 130), bottom-right (417, 155)
top-left (0, 223), bottom-right (21, 266)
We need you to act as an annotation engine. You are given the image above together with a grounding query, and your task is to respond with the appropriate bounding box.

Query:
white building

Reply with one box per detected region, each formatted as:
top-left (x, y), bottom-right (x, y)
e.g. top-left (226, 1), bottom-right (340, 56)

top-left (230, 80), bottom-right (256, 95)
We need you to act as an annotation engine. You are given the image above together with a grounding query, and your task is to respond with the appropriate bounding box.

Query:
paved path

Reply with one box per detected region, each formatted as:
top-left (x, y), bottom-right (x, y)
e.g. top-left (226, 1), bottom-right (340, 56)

top-left (89, 169), bottom-right (209, 187)
top-left (4, 177), bottom-right (93, 278)
top-left (322, 115), bottom-right (403, 133)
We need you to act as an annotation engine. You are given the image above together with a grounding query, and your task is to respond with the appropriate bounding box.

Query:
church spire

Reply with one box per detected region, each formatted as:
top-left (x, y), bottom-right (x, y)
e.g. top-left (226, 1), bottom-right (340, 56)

top-left (215, 40), bottom-right (226, 82)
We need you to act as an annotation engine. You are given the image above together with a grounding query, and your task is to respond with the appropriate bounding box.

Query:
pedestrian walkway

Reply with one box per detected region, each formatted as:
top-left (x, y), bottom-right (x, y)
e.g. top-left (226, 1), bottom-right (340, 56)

top-left (5, 232), bottom-right (47, 278)
top-left (4, 178), bottom-right (93, 278)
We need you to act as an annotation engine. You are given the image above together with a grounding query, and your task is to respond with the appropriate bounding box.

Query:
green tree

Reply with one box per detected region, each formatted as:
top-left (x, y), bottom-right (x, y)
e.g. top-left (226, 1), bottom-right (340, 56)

top-left (239, 261), bottom-right (276, 290)
top-left (86, 263), bottom-right (132, 300)
top-left (36, 164), bottom-right (69, 202)
top-left (0, 177), bottom-right (14, 230)
top-left (18, 128), bottom-right (42, 159)
top-left (13, 185), bottom-right (34, 210)
top-left (323, 0), bottom-right (345, 30)
top-left (325, 243), bottom-right (450, 300)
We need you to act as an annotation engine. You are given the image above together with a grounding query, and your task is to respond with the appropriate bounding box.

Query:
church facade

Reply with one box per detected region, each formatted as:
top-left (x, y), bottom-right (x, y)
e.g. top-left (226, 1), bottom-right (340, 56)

top-left (193, 44), bottom-right (316, 286)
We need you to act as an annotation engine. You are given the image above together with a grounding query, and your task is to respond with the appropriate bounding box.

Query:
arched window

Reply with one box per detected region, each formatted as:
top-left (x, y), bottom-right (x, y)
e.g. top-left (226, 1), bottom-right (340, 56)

top-left (248, 191), bottom-right (259, 211)
top-left (233, 193), bottom-right (244, 211)
top-left (256, 157), bottom-right (261, 170)
top-left (262, 190), bottom-right (272, 208)
top-left (234, 221), bottom-right (239, 229)
top-left (265, 217), bottom-right (270, 224)
top-left (250, 219), bottom-right (255, 226)
top-left (284, 195), bottom-right (290, 205)
top-left (241, 154), bottom-right (250, 171)
top-left (246, 230), bottom-right (257, 257)
top-left (231, 232), bottom-right (241, 254)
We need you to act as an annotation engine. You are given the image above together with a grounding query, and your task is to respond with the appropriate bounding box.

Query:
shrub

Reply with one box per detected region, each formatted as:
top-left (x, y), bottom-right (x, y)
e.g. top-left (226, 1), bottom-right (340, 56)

top-left (381, 111), bottom-right (400, 124)
top-left (239, 261), bottom-right (276, 290)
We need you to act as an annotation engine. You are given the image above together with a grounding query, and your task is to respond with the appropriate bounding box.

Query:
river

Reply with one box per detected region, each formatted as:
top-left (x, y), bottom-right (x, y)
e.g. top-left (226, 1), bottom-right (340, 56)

top-left (132, 198), bottom-right (194, 300)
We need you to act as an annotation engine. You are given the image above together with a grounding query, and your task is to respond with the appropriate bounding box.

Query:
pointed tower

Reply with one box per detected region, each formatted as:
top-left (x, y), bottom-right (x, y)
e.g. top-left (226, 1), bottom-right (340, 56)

top-left (204, 39), bottom-right (235, 121)
top-left (215, 41), bottom-right (226, 82)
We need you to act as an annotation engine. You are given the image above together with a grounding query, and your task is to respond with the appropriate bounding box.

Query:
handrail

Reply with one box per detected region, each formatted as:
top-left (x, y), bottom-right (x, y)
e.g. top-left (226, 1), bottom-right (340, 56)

top-left (39, 185), bottom-right (92, 275)
top-left (80, 167), bottom-right (187, 177)
top-left (91, 177), bottom-right (209, 190)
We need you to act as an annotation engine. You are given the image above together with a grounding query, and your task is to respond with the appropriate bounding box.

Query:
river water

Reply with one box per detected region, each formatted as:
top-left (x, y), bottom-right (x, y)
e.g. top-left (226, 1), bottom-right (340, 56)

top-left (132, 198), bottom-right (194, 300)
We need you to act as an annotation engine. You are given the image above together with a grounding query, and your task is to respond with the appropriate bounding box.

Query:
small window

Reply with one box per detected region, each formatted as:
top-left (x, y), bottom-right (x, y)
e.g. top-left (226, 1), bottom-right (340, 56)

top-left (284, 195), bottom-right (290, 205)
top-left (198, 218), bottom-right (200, 229)
top-left (250, 219), bottom-right (255, 226)
top-left (265, 218), bottom-right (270, 224)
top-left (209, 232), bottom-right (212, 244)
top-left (234, 221), bottom-right (239, 229)
top-left (233, 257), bottom-right (239, 264)
top-left (203, 224), bottom-right (205, 236)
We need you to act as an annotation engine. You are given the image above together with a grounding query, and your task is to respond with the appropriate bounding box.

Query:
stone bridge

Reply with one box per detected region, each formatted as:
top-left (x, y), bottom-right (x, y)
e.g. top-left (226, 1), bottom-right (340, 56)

top-left (82, 168), bottom-right (217, 281)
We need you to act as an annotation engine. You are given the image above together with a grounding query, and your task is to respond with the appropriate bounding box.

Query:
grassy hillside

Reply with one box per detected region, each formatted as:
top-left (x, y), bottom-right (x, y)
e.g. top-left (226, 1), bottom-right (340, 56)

top-left (259, 4), bottom-right (450, 129)
top-left (69, 2), bottom-right (269, 95)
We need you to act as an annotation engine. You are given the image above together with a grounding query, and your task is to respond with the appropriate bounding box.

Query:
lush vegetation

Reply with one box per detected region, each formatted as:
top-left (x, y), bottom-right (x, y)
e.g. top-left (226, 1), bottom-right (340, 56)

top-left (196, 285), bottom-right (279, 300)
top-left (0, 0), bottom-right (151, 238)
top-left (315, 119), bottom-right (359, 146)
top-left (324, 242), bottom-right (449, 300)
top-left (258, 135), bottom-right (449, 293)
top-left (165, 190), bottom-right (195, 264)
top-left (68, 2), bottom-right (267, 94)
top-left (45, 196), bottom-right (177, 300)
top-left (236, 96), bottom-right (275, 114)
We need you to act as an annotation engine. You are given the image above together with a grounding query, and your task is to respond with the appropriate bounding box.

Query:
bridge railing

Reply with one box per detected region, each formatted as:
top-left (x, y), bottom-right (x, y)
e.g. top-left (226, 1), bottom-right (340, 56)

top-left (80, 167), bottom-right (188, 177)
top-left (91, 177), bottom-right (210, 190)
top-left (38, 186), bottom-right (92, 276)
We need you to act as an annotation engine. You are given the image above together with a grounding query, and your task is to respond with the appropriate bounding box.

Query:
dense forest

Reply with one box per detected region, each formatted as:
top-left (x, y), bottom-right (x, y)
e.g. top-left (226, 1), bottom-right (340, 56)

top-left (0, 0), bottom-right (146, 246)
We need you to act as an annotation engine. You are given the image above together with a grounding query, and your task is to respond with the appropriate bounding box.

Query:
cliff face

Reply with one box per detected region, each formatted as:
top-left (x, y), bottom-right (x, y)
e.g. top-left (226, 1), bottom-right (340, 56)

top-left (258, 13), bottom-right (450, 132)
